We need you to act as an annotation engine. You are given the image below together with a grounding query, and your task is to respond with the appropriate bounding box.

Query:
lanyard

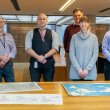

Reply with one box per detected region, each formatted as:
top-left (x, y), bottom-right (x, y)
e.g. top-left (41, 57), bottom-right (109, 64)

top-left (0, 34), bottom-right (5, 49)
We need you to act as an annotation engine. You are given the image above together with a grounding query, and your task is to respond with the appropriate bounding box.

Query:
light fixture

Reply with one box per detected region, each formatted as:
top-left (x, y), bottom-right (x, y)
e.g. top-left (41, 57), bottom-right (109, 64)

top-left (10, 0), bottom-right (20, 11)
top-left (57, 16), bottom-right (73, 25)
top-left (59, 0), bottom-right (76, 12)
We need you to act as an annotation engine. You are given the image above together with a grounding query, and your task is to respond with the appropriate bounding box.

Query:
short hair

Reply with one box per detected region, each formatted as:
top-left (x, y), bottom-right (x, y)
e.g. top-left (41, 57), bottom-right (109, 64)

top-left (73, 8), bottom-right (83, 14)
top-left (0, 15), bottom-right (4, 21)
top-left (80, 16), bottom-right (90, 23)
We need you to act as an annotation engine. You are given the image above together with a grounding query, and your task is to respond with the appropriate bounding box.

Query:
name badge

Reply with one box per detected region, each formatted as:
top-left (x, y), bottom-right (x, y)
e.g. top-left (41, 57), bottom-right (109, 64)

top-left (34, 61), bottom-right (38, 68)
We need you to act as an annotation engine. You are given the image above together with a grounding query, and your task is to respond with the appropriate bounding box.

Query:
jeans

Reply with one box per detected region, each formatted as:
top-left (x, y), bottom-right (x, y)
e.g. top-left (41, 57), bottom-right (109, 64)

top-left (0, 61), bottom-right (15, 82)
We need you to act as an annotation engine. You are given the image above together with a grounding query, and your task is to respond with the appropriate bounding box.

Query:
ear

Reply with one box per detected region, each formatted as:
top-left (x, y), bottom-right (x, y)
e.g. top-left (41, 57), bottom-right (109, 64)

top-left (46, 18), bottom-right (48, 24)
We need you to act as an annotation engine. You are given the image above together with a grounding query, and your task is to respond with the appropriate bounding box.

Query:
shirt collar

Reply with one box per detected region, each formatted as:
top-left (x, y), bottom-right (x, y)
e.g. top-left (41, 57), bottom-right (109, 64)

top-left (37, 26), bottom-right (47, 30)
top-left (73, 23), bottom-right (80, 26)
top-left (0, 32), bottom-right (6, 36)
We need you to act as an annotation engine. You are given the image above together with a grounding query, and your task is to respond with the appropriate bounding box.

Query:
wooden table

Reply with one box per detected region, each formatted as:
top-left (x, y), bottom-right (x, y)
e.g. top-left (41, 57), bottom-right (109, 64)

top-left (1, 81), bottom-right (110, 110)
top-left (99, 53), bottom-right (105, 58)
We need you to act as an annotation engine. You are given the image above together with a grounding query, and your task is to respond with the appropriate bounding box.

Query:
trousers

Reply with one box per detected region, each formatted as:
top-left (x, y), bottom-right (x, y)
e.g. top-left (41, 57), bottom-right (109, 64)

top-left (0, 61), bottom-right (15, 82)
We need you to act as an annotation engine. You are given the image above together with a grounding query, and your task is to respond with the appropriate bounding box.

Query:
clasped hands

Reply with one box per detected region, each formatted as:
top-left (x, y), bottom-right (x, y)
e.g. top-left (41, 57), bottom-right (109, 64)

top-left (0, 55), bottom-right (10, 68)
top-left (37, 55), bottom-right (47, 64)
top-left (78, 69), bottom-right (88, 78)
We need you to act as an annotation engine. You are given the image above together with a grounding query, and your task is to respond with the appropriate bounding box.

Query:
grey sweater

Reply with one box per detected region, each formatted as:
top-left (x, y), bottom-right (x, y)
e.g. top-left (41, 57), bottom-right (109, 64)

top-left (69, 30), bottom-right (98, 80)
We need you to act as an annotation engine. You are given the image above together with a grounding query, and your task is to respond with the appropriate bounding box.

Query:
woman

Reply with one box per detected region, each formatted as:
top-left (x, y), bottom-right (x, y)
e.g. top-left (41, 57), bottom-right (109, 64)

top-left (69, 16), bottom-right (98, 81)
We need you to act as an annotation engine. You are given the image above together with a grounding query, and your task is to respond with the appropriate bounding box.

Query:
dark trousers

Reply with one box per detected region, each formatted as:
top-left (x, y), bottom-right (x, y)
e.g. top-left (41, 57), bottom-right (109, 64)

top-left (104, 59), bottom-right (110, 80)
top-left (29, 65), bottom-right (55, 82)
top-left (0, 61), bottom-right (15, 82)
top-left (72, 79), bottom-right (93, 81)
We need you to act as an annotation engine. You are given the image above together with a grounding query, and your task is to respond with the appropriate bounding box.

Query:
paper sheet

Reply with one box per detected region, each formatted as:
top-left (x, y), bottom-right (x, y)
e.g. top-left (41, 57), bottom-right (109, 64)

top-left (0, 94), bottom-right (63, 105)
top-left (0, 82), bottom-right (42, 93)
top-left (63, 83), bottom-right (110, 96)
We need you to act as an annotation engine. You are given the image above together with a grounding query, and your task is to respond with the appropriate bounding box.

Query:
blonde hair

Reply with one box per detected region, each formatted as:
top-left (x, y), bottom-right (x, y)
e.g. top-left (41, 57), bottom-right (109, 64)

top-left (80, 16), bottom-right (90, 23)
top-left (73, 8), bottom-right (83, 14)
top-left (80, 16), bottom-right (91, 30)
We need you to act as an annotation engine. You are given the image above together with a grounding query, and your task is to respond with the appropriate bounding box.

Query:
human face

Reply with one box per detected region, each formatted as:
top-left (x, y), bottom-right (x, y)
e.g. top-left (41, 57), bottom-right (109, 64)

top-left (37, 13), bottom-right (48, 29)
top-left (0, 18), bottom-right (4, 33)
top-left (73, 11), bottom-right (83, 24)
top-left (0, 18), bottom-right (4, 28)
top-left (80, 21), bottom-right (90, 32)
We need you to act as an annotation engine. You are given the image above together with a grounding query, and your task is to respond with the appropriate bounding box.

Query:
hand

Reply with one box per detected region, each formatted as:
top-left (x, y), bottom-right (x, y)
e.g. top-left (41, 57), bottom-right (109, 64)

top-left (83, 69), bottom-right (88, 77)
top-left (80, 69), bottom-right (88, 78)
top-left (1, 55), bottom-right (10, 64)
top-left (0, 61), bottom-right (6, 68)
top-left (78, 69), bottom-right (84, 78)
top-left (37, 55), bottom-right (45, 63)
top-left (42, 59), bottom-right (47, 64)
top-left (0, 55), bottom-right (2, 61)
top-left (37, 55), bottom-right (47, 64)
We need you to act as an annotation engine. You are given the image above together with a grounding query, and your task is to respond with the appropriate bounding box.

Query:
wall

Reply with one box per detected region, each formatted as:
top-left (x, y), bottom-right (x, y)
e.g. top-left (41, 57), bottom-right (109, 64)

top-left (8, 23), bottom-right (36, 62)
top-left (7, 23), bottom-right (109, 62)
top-left (95, 24), bottom-right (109, 42)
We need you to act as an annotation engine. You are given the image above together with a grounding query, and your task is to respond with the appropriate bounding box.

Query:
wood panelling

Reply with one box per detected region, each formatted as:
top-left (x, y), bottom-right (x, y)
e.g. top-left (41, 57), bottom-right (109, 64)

top-left (12, 63), bottom-right (104, 82)
top-left (7, 23), bottom-right (109, 63)
top-left (96, 24), bottom-right (109, 42)
top-left (13, 63), bottom-right (67, 82)
top-left (8, 23), bottom-right (36, 62)
top-left (14, 67), bottom-right (104, 82)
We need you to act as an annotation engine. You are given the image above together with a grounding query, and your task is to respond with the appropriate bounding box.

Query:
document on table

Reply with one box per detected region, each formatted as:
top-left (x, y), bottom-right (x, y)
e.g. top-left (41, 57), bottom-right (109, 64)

top-left (0, 82), bottom-right (42, 93)
top-left (0, 94), bottom-right (63, 105)
top-left (63, 83), bottom-right (110, 96)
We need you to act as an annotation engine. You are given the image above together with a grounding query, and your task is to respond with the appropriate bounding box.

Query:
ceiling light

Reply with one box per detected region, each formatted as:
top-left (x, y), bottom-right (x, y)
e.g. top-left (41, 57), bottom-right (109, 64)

top-left (10, 0), bottom-right (20, 11)
top-left (17, 15), bottom-right (32, 21)
top-left (48, 16), bottom-right (63, 23)
top-left (57, 16), bottom-right (73, 25)
top-left (59, 0), bottom-right (76, 12)
top-left (2, 15), bottom-right (17, 20)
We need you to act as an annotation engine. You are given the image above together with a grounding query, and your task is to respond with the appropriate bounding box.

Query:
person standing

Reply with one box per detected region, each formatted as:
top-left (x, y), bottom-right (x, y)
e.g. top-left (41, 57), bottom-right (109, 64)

top-left (63, 8), bottom-right (83, 80)
top-left (0, 16), bottom-right (17, 82)
top-left (25, 13), bottom-right (59, 82)
top-left (102, 31), bottom-right (110, 80)
top-left (69, 16), bottom-right (98, 81)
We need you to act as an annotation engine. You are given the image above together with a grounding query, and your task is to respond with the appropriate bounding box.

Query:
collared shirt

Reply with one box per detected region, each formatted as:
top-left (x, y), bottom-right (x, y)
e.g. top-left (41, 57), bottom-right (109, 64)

top-left (102, 31), bottom-right (110, 61)
top-left (0, 33), bottom-right (17, 59)
top-left (25, 28), bottom-right (59, 51)
top-left (63, 24), bottom-right (80, 53)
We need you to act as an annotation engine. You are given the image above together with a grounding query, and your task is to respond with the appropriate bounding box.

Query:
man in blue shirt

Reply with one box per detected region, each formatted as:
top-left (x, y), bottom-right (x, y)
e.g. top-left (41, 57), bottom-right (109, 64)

top-left (102, 31), bottom-right (110, 80)
top-left (0, 16), bottom-right (17, 82)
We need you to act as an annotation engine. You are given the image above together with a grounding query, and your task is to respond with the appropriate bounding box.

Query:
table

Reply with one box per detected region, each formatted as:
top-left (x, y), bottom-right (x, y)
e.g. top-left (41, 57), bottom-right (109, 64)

top-left (0, 81), bottom-right (110, 110)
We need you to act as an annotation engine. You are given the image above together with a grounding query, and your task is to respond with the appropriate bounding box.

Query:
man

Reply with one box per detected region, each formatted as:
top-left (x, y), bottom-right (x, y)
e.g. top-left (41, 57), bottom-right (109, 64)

top-left (102, 31), bottom-right (110, 80)
top-left (63, 8), bottom-right (83, 80)
top-left (0, 16), bottom-right (16, 82)
top-left (25, 13), bottom-right (58, 82)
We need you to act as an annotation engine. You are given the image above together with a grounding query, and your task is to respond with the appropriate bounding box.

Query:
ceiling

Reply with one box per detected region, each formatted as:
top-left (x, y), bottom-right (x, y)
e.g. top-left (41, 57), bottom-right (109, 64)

top-left (0, 0), bottom-right (110, 24)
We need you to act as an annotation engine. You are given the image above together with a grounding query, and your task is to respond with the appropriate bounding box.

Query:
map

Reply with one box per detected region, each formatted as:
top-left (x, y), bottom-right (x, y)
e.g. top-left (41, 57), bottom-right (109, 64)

top-left (0, 94), bottom-right (63, 105)
top-left (0, 82), bottom-right (42, 93)
top-left (62, 83), bottom-right (110, 96)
